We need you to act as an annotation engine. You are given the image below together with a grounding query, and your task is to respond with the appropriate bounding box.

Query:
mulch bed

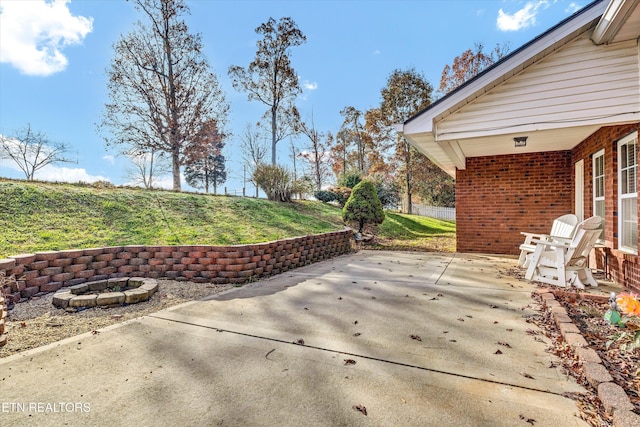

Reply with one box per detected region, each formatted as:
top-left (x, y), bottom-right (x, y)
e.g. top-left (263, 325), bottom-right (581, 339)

top-left (531, 289), bottom-right (640, 426)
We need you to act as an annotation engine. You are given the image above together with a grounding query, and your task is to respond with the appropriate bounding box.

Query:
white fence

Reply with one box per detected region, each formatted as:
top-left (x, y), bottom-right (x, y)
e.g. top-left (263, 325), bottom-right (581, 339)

top-left (410, 204), bottom-right (456, 221)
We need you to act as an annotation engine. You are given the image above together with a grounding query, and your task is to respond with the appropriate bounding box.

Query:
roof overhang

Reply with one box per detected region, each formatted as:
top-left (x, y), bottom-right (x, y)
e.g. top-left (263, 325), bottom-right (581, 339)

top-left (592, 0), bottom-right (640, 44)
top-left (397, 0), bottom-right (640, 178)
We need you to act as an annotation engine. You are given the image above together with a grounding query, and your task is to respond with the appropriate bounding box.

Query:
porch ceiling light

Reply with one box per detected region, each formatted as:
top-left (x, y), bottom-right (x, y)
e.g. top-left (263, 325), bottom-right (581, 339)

top-left (514, 136), bottom-right (528, 147)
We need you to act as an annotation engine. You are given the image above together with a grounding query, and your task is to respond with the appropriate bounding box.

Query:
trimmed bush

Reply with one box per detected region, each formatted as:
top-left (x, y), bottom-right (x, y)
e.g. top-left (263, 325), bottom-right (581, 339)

top-left (342, 180), bottom-right (385, 234)
top-left (314, 190), bottom-right (337, 203)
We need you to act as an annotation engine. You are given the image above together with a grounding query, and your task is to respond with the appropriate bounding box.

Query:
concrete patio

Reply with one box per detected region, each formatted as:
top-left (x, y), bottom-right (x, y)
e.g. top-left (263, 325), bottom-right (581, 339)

top-left (0, 251), bottom-right (590, 426)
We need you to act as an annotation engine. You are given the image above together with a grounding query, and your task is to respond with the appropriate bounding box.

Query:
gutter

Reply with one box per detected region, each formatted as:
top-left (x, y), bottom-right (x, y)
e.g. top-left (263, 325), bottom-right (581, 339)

top-left (591, 0), bottom-right (640, 44)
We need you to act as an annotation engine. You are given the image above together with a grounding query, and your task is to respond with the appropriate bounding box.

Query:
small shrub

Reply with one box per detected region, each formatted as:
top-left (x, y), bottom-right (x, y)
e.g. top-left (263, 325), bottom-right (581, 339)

top-left (342, 180), bottom-right (385, 234)
top-left (331, 186), bottom-right (352, 207)
top-left (253, 163), bottom-right (294, 202)
top-left (367, 173), bottom-right (400, 209)
top-left (338, 172), bottom-right (362, 189)
top-left (314, 190), bottom-right (337, 203)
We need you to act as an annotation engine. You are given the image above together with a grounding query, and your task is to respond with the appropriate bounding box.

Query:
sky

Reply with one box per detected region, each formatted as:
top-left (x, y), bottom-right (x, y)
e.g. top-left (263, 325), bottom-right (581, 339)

top-left (0, 0), bottom-right (587, 193)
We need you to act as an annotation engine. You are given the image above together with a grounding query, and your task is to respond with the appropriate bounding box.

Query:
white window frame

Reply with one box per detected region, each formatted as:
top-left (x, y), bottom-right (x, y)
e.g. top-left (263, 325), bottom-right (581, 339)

top-left (617, 131), bottom-right (638, 254)
top-left (592, 149), bottom-right (605, 242)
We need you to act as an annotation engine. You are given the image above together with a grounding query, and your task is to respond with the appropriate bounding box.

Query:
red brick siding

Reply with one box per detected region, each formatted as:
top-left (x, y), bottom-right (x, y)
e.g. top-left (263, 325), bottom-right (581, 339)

top-left (571, 123), bottom-right (640, 291)
top-left (456, 123), bottom-right (640, 292)
top-left (1, 230), bottom-right (354, 305)
top-left (456, 151), bottom-right (573, 254)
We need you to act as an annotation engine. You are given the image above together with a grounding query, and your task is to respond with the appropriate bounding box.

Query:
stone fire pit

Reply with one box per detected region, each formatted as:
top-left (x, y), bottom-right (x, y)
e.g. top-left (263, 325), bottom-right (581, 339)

top-left (52, 277), bottom-right (158, 310)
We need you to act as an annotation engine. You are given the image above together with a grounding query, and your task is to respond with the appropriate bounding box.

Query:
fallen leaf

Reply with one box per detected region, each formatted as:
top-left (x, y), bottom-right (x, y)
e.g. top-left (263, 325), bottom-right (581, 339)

top-left (489, 304), bottom-right (498, 309)
top-left (20, 322), bottom-right (27, 328)
top-left (465, 315), bottom-right (473, 318)
top-left (457, 318), bottom-right (465, 322)
top-left (494, 349), bottom-right (503, 354)
top-left (352, 404), bottom-right (367, 416)
top-left (519, 414), bottom-right (536, 425)
top-left (497, 341), bottom-right (511, 348)
top-left (91, 330), bottom-right (100, 335)
top-left (410, 335), bottom-right (422, 341)
top-left (363, 287), bottom-right (371, 290)
top-left (437, 293), bottom-right (443, 297)
top-left (296, 339), bottom-right (305, 345)
top-left (343, 359), bottom-right (356, 365)
top-left (353, 333), bottom-right (361, 337)
top-left (506, 328), bottom-right (513, 332)
top-left (430, 297), bottom-right (439, 301)
top-left (520, 372), bottom-right (535, 379)
top-left (442, 330), bottom-right (449, 334)
top-left (450, 339), bottom-right (457, 343)
top-left (353, 320), bottom-right (358, 325)
top-left (337, 297), bottom-right (342, 300)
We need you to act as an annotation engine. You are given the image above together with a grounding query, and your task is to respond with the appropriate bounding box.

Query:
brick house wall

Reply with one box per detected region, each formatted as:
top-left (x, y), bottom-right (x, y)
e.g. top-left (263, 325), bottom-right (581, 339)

top-left (572, 123), bottom-right (640, 292)
top-left (456, 151), bottom-right (573, 254)
top-left (455, 123), bottom-right (640, 292)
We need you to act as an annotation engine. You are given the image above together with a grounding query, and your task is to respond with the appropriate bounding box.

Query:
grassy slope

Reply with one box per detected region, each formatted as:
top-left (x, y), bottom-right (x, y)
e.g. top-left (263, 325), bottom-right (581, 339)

top-left (0, 179), bottom-right (455, 258)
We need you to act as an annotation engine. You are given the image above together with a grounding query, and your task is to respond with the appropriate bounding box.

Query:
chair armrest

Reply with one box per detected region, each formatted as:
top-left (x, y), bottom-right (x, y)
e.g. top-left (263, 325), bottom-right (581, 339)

top-left (520, 232), bottom-right (550, 239)
top-left (529, 239), bottom-right (570, 248)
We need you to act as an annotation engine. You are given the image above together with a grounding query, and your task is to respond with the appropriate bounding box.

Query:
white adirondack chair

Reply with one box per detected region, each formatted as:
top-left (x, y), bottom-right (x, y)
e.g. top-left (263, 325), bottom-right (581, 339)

top-left (517, 214), bottom-right (579, 268)
top-left (524, 216), bottom-right (602, 288)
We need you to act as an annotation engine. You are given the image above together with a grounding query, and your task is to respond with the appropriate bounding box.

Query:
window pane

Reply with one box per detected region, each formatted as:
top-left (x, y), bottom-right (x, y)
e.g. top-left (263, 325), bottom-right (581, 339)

top-left (622, 197), bottom-right (638, 249)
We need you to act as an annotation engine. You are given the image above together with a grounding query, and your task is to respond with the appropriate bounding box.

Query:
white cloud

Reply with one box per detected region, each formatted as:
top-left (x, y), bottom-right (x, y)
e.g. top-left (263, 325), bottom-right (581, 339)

top-left (35, 164), bottom-right (109, 183)
top-left (303, 80), bottom-right (318, 91)
top-left (373, 49), bottom-right (381, 55)
top-left (496, 0), bottom-right (550, 31)
top-left (0, 0), bottom-right (93, 76)
top-left (102, 154), bottom-right (115, 165)
top-left (565, 2), bottom-right (582, 13)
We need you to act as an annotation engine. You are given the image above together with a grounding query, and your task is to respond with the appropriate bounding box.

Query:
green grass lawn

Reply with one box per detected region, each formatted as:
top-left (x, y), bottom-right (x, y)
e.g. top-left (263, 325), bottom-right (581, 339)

top-left (0, 179), bottom-right (455, 258)
top-left (371, 212), bottom-right (456, 252)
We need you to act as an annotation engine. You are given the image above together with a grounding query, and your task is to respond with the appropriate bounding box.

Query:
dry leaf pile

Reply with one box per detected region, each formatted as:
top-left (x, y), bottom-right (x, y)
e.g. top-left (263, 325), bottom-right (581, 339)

top-left (531, 291), bottom-right (640, 426)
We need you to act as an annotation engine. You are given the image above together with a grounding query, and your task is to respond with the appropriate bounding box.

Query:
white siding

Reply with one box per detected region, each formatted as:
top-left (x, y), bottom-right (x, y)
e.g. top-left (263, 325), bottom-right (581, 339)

top-left (436, 35), bottom-right (640, 141)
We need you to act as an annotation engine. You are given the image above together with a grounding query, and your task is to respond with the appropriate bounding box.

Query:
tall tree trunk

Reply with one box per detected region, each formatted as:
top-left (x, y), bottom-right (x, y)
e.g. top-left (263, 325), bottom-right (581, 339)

top-left (172, 149), bottom-right (181, 191)
top-left (271, 105), bottom-right (277, 164)
top-left (404, 138), bottom-right (412, 214)
top-left (163, 2), bottom-right (180, 191)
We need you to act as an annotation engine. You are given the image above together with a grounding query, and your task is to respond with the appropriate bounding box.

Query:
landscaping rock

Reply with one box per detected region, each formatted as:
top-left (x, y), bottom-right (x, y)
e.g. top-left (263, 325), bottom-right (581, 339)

top-left (69, 294), bottom-right (97, 308)
top-left (583, 362), bottom-right (614, 387)
top-left (88, 280), bottom-right (108, 291)
top-left (96, 292), bottom-right (125, 306)
top-left (613, 410), bottom-right (640, 427)
top-left (124, 288), bottom-right (149, 304)
top-left (598, 382), bottom-right (635, 414)
top-left (69, 284), bottom-right (89, 295)
top-left (52, 292), bottom-right (75, 309)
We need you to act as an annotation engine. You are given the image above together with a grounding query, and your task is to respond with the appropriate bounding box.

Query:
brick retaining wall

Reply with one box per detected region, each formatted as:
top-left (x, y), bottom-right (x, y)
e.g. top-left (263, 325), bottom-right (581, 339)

top-left (0, 229), bottom-right (354, 307)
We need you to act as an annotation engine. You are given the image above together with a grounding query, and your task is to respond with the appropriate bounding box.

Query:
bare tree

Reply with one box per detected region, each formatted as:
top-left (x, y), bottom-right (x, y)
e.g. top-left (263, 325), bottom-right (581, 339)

top-left (228, 17), bottom-right (306, 165)
top-left (0, 124), bottom-right (74, 181)
top-left (99, 0), bottom-right (229, 191)
top-left (239, 123), bottom-right (268, 197)
top-left (297, 114), bottom-right (333, 192)
top-left (125, 149), bottom-right (171, 189)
